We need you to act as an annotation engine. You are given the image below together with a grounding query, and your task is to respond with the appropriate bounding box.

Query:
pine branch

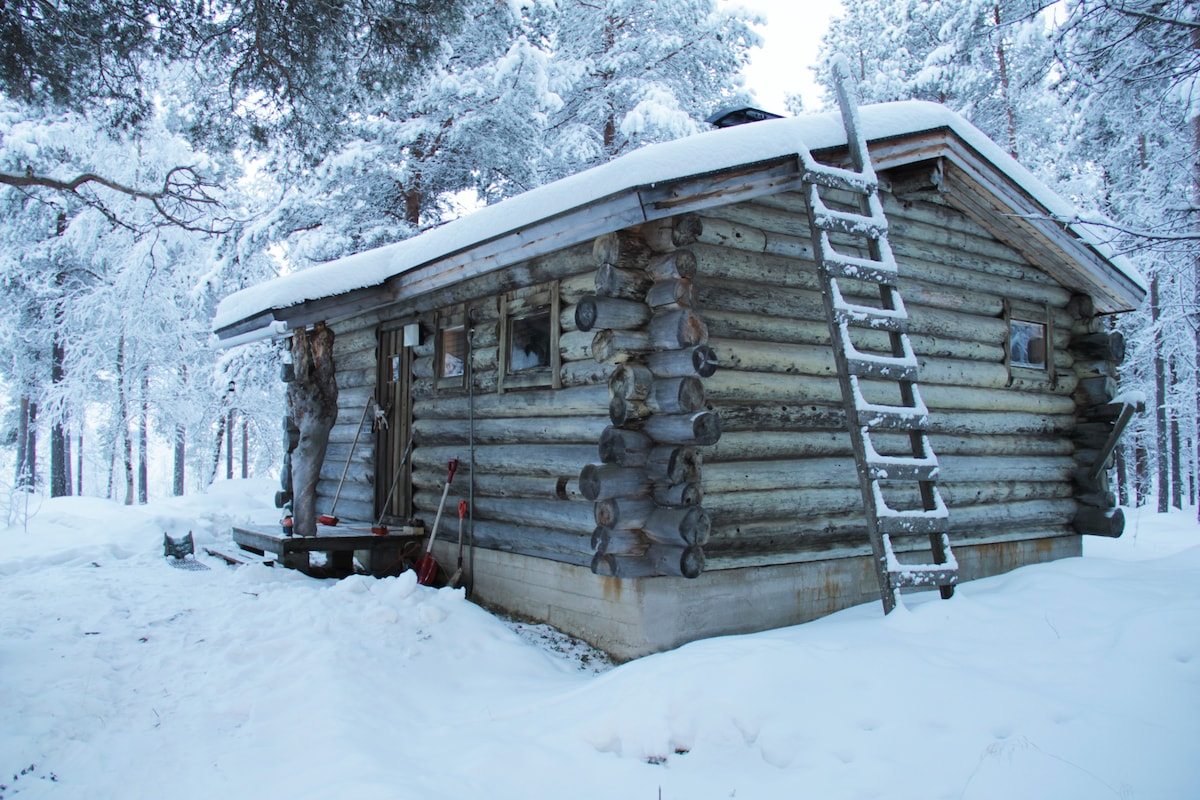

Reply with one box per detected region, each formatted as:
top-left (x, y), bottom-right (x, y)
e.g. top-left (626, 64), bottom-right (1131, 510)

top-left (0, 165), bottom-right (232, 233)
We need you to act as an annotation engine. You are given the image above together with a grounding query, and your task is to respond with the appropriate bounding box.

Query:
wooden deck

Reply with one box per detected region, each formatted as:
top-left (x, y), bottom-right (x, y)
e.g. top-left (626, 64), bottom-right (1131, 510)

top-left (232, 523), bottom-right (425, 578)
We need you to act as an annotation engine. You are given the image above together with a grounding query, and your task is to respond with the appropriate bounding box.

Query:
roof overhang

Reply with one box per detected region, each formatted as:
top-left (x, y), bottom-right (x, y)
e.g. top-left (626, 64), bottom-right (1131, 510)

top-left (214, 104), bottom-right (1145, 340)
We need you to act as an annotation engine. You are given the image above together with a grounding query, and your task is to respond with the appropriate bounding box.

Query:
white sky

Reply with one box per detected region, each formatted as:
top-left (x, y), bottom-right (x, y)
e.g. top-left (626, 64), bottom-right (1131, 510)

top-left (728, 0), bottom-right (845, 114)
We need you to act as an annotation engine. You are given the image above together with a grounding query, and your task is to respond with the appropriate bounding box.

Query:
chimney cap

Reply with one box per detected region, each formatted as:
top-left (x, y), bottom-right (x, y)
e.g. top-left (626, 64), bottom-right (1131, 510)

top-left (705, 106), bottom-right (783, 128)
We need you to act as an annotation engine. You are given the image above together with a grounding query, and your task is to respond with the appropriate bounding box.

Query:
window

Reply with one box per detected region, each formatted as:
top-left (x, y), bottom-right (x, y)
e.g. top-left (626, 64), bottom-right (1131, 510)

top-left (1003, 299), bottom-right (1057, 389)
top-left (435, 306), bottom-right (467, 390)
top-left (499, 282), bottom-right (561, 392)
top-left (1009, 319), bottom-right (1047, 369)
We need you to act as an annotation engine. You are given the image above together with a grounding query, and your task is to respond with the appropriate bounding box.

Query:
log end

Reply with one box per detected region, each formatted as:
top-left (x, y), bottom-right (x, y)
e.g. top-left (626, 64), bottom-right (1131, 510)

top-left (1073, 505), bottom-right (1125, 538)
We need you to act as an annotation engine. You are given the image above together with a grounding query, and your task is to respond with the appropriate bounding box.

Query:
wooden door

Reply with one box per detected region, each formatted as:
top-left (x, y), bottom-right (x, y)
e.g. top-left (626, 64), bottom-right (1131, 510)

top-left (375, 324), bottom-right (414, 522)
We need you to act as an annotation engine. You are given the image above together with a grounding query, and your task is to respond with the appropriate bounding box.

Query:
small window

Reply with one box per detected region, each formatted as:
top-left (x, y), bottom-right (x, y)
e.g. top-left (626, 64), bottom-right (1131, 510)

top-left (509, 309), bottom-right (551, 372)
top-left (499, 282), bottom-right (561, 392)
top-left (434, 306), bottom-right (467, 390)
top-left (1010, 319), bottom-right (1047, 369)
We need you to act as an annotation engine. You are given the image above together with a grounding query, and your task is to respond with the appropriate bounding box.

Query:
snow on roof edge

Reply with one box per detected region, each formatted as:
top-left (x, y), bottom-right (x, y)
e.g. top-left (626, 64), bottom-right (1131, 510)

top-left (213, 101), bottom-right (1145, 333)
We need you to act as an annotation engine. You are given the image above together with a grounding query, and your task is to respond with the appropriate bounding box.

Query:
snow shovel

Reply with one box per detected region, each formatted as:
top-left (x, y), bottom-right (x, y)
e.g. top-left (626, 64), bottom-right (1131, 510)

top-left (371, 435), bottom-right (414, 535)
top-left (319, 398), bottom-right (374, 526)
top-left (448, 500), bottom-right (468, 588)
top-left (416, 459), bottom-right (458, 586)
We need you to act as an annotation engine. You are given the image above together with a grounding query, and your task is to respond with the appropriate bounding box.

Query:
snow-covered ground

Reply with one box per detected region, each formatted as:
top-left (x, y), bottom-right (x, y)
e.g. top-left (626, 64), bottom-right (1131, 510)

top-left (2, 481), bottom-right (1197, 799)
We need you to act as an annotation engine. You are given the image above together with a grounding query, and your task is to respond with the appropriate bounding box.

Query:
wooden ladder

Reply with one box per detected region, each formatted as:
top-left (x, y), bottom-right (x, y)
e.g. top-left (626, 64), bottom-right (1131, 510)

top-left (801, 56), bottom-right (957, 613)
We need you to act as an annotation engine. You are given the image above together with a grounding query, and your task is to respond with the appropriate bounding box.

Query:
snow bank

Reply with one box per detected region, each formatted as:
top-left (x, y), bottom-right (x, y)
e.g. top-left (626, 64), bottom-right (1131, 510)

top-left (214, 101), bottom-right (1144, 333)
top-left (3, 485), bottom-right (1196, 799)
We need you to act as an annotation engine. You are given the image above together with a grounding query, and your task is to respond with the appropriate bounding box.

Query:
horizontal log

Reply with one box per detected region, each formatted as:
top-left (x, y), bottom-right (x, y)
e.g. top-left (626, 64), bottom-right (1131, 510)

top-left (647, 345), bottom-right (719, 378)
top-left (413, 444), bottom-right (594, 476)
top-left (646, 248), bottom-right (698, 280)
top-left (1069, 331), bottom-right (1124, 364)
top-left (414, 384), bottom-right (608, 419)
top-left (469, 519), bottom-right (594, 567)
top-left (314, 477), bottom-right (374, 507)
top-left (575, 295), bottom-right (652, 332)
top-left (595, 496), bottom-right (657, 530)
top-left (560, 360), bottom-right (618, 387)
top-left (646, 278), bottom-right (698, 309)
top-left (599, 426), bottom-right (653, 466)
top-left (559, 329), bottom-right (596, 362)
top-left (641, 215), bottom-right (703, 252)
top-left (653, 481), bottom-right (703, 506)
top-left (595, 262), bottom-right (652, 300)
top-left (646, 445), bottom-right (701, 484)
top-left (461, 495), bottom-right (596, 535)
top-left (591, 545), bottom-right (705, 578)
top-left (609, 395), bottom-right (653, 427)
top-left (412, 415), bottom-right (607, 446)
top-left (700, 455), bottom-right (1073, 496)
top-left (704, 200), bottom-right (1074, 307)
top-left (609, 364), bottom-right (654, 400)
top-left (592, 329), bottom-right (652, 363)
top-left (1074, 376), bottom-right (1116, 407)
top-left (643, 505), bottom-right (711, 546)
top-left (311, 496), bottom-right (375, 527)
top-left (592, 526), bottom-right (649, 556)
top-left (411, 469), bottom-right (587, 502)
top-left (649, 307), bottom-right (708, 349)
top-left (705, 370), bottom-right (1078, 416)
top-left (579, 463), bottom-right (650, 501)
top-left (593, 231), bottom-right (651, 270)
top-left (641, 411), bottom-right (723, 446)
top-left (703, 486), bottom-right (862, 522)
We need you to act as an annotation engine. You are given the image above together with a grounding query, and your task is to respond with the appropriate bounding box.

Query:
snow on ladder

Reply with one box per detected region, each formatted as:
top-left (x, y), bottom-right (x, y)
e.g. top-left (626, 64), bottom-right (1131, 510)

top-left (800, 55), bottom-right (957, 614)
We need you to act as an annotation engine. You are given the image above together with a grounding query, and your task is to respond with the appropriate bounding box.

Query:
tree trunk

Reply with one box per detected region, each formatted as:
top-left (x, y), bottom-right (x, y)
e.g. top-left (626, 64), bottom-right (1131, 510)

top-left (76, 430), bottom-right (83, 495)
top-left (1152, 277), bottom-right (1169, 513)
top-left (15, 396), bottom-right (31, 489)
top-left (241, 417), bottom-right (249, 479)
top-left (118, 336), bottom-right (135, 506)
top-left (226, 410), bottom-right (235, 480)
top-left (288, 323), bottom-right (339, 536)
top-left (1170, 361), bottom-right (1182, 510)
top-left (138, 369), bottom-right (149, 505)
top-left (50, 333), bottom-right (68, 498)
top-left (173, 424), bottom-right (186, 496)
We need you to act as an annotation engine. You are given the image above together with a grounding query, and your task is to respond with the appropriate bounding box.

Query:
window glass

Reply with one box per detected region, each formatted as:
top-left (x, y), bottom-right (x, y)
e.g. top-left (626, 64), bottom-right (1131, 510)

top-left (1010, 319), bottom-right (1047, 369)
top-left (440, 325), bottom-right (465, 379)
top-left (509, 309), bottom-right (551, 372)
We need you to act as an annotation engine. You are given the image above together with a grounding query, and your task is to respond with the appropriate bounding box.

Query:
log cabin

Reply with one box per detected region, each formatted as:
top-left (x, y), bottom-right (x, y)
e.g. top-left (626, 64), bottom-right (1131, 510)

top-left (214, 84), bottom-right (1145, 660)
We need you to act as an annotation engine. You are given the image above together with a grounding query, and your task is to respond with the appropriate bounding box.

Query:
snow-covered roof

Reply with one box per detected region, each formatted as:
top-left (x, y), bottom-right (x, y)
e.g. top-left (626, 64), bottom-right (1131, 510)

top-left (214, 101), bottom-right (1145, 334)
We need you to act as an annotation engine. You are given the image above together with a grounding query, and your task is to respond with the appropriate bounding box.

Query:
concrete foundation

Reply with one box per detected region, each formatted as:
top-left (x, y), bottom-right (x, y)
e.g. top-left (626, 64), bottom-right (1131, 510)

top-left (446, 535), bottom-right (1082, 661)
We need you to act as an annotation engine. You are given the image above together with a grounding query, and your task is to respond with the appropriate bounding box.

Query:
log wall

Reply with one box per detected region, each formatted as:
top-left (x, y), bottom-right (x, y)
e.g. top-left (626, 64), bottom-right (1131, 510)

top-left (313, 181), bottom-right (1108, 578)
top-left (686, 187), bottom-right (1090, 567)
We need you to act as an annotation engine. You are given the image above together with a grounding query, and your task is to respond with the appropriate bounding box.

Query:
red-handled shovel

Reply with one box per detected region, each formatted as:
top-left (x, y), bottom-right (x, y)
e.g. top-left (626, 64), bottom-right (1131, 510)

top-left (416, 459), bottom-right (458, 586)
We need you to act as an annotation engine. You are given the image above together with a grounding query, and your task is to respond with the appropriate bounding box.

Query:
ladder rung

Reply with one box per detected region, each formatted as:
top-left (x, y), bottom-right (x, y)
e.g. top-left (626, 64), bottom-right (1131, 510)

top-left (812, 208), bottom-right (888, 238)
top-left (876, 513), bottom-right (948, 536)
top-left (820, 252), bottom-right (899, 285)
top-left (802, 167), bottom-right (877, 195)
top-left (866, 460), bottom-right (939, 481)
top-left (889, 565), bottom-right (958, 589)
top-left (852, 406), bottom-right (929, 431)
top-left (845, 355), bottom-right (919, 382)
top-left (832, 306), bottom-right (909, 332)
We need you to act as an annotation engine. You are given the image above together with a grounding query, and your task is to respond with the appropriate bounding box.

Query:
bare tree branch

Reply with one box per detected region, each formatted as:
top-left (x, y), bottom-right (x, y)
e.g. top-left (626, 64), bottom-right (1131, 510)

top-left (0, 165), bottom-right (233, 233)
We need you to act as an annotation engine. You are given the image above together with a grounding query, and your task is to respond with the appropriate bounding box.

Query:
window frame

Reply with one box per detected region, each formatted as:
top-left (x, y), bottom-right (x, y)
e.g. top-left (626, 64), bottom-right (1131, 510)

top-left (497, 281), bottom-right (561, 393)
top-left (434, 305), bottom-right (467, 391)
top-left (1003, 299), bottom-right (1057, 388)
